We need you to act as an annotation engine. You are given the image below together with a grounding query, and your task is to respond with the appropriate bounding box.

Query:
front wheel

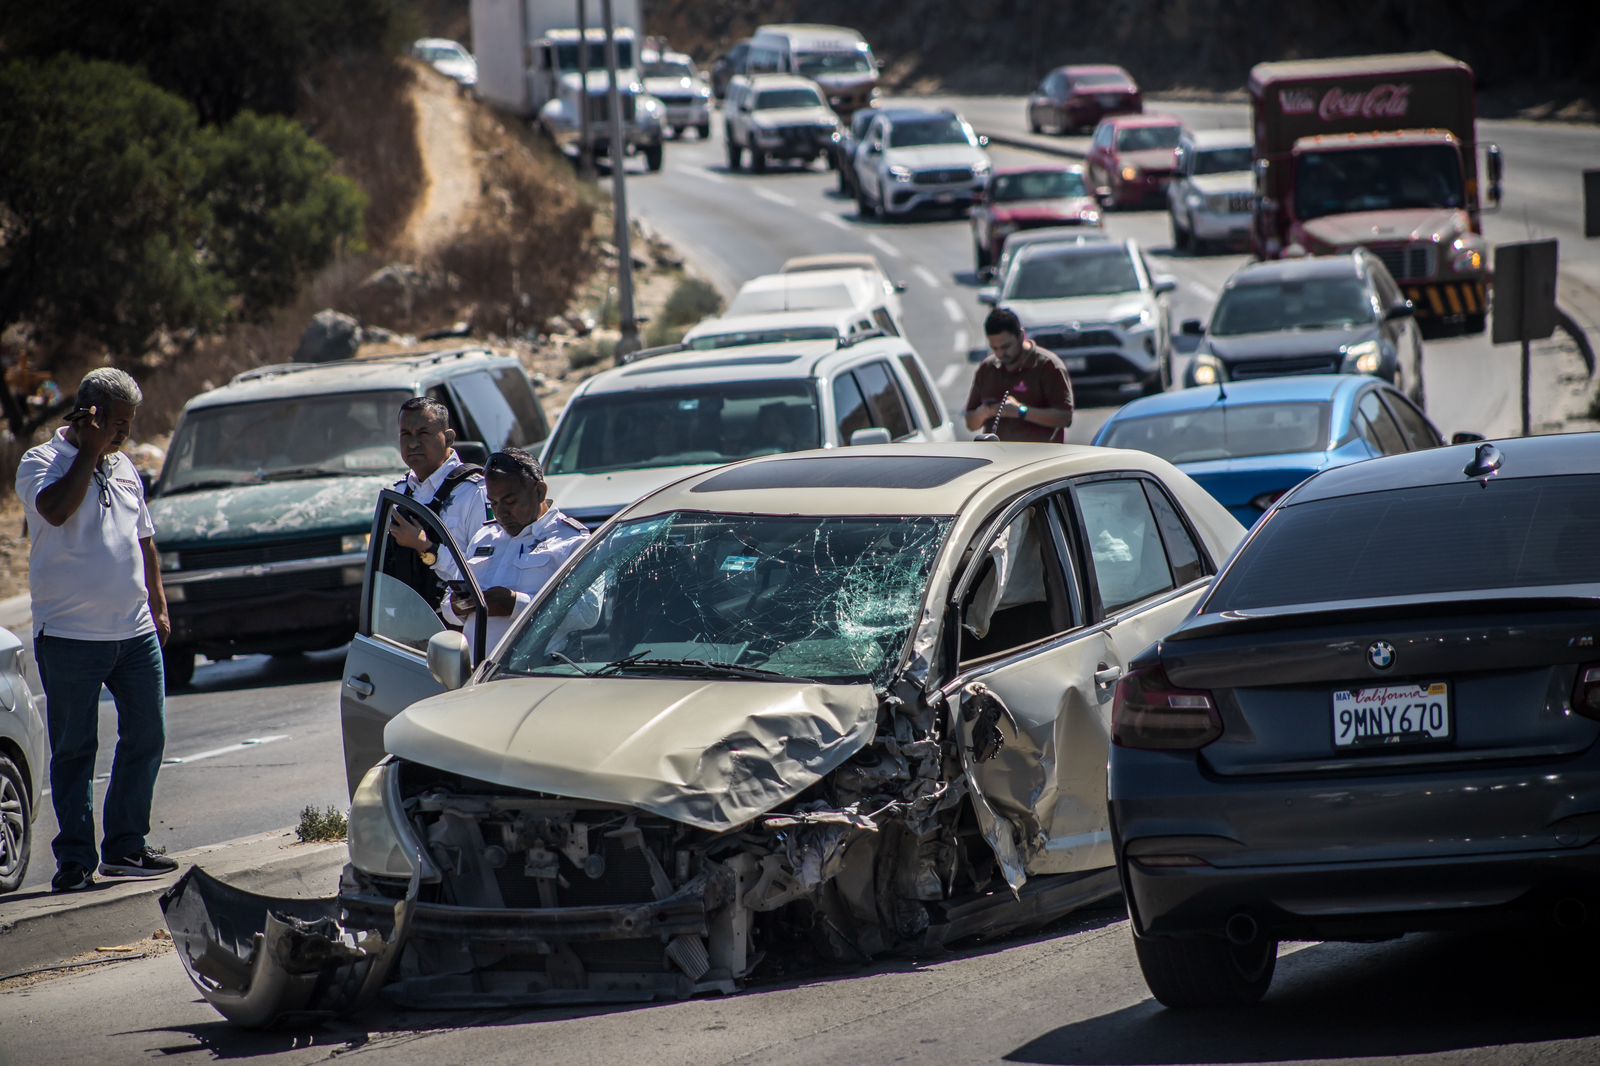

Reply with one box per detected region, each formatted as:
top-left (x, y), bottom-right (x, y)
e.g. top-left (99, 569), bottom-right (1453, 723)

top-left (725, 129), bottom-right (742, 171)
top-left (644, 143), bottom-right (663, 172)
top-left (856, 184), bottom-right (877, 219)
top-left (0, 753), bottom-right (31, 893)
top-left (163, 644), bottom-right (196, 691)
top-left (974, 237), bottom-right (991, 273)
top-left (751, 150), bottom-right (768, 174)
top-left (696, 122), bottom-right (711, 139)
top-left (1133, 932), bottom-right (1276, 1009)
top-left (1169, 212), bottom-right (1190, 253)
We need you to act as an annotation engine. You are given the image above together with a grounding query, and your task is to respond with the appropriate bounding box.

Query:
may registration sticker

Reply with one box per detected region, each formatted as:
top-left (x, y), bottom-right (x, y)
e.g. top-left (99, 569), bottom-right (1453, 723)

top-left (1332, 682), bottom-right (1450, 749)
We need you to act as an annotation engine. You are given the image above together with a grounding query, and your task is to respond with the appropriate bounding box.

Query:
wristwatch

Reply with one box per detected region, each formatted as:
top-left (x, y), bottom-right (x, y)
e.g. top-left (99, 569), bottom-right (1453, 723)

top-left (1017, 404), bottom-right (1030, 420)
top-left (418, 534), bottom-right (437, 568)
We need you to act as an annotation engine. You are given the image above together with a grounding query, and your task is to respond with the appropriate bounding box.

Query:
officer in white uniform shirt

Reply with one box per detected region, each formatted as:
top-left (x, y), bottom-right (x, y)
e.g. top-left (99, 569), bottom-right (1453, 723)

top-left (387, 397), bottom-right (488, 582)
top-left (444, 448), bottom-right (595, 654)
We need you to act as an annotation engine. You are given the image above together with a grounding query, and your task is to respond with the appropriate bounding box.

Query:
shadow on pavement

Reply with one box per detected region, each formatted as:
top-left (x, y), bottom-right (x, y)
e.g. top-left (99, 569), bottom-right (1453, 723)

top-left (183, 648), bottom-right (347, 696)
top-left (1006, 930), bottom-right (1600, 1064)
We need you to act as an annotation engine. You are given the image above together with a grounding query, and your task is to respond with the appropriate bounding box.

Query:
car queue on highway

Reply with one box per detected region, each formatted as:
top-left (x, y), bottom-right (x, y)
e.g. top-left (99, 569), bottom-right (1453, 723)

top-left (7, 20), bottom-right (1597, 1039)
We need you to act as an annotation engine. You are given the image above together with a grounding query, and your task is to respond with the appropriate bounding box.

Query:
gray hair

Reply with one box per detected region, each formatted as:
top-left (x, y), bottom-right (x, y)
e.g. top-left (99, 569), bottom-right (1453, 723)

top-left (77, 367), bottom-right (143, 411)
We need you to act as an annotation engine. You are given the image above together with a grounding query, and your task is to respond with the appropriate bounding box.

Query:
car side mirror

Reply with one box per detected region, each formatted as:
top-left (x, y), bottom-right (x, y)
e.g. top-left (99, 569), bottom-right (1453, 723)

top-left (977, 134), bottom-right (990, 148)
top-left (1181, 318), bottom-right (1204, 336)
top-left (874, 57), bottom-right (886, 71)
top-left (1385, 299), bottom-right (1414, 321)
top-left (454, 440), bottom-right (489, 465)
top-left (1153, 275), bottom-right (1178, 295)
top-left (893, 280), bottom-right (908, 293)
top-left (977, 286), bottom-right (1000, 306)
top-left (1451, 431), bottom-right (1486, 445)
top-left (849, 427), bottom-right (892, 446)
top-left (427, 629), bottom-right (472, 690)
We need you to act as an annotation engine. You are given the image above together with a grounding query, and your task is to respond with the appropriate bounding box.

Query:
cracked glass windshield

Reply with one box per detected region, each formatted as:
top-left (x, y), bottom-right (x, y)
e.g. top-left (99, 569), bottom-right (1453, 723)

top-left (158, 390), bottom-right (409, 495)
top-left (500, 511), bottom-right (952, 684)
top-left (543, 382), bottom-right (823, 475)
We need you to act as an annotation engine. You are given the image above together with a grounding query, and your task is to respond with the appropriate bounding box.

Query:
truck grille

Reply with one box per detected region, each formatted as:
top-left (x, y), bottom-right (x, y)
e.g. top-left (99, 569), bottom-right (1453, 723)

top-left (1369, 243), bottom-right (1434, 282)
top-left (178, 536), bottom-right (345, 570)
top-left (914, 166), bottom-right (973, 185)
top-left (655, 92), bottom-right (695, 106)
top-left (1230, 355), bottom-right (1341, 379)
top-left (1034, 328), bottom-right (1121, 351)
top-left (1227, 192), bottom-right (1254, 213)
top-left (585, 93), bottom-right (637, 124)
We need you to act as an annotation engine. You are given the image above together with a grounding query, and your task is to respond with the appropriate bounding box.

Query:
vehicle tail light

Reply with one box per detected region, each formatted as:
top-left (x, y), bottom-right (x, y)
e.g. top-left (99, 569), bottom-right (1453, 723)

top-left (1250, 490), bottom-right (1286, 511)
top-left (1570, 662), bottom-right (1600, 721)
top-left (1112, 662), bottom-right (1221, 750)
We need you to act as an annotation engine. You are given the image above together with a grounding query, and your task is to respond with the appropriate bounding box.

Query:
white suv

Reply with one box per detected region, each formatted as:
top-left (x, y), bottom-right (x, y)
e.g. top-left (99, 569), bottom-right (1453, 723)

top-left (852, 107), bottom-right (991, 219)
top-left (540, 336), bottom-right (954, 529)
top-left (724, 73), bottom-right (839, 172)
top-left (1166, 128), bottom-right (1254, 254)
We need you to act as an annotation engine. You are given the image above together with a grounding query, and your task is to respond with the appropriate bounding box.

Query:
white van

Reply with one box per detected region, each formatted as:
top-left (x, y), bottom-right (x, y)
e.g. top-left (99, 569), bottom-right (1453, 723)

top-left (724, 267), bottom-right (905, 337)
top-left (747, 24), bottom-right (879, 116)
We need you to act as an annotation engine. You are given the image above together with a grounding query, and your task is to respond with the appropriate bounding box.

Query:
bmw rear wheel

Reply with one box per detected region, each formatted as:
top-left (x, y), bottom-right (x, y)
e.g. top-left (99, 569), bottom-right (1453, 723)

top-left (1132, 931), bottom-right (1276, 1008)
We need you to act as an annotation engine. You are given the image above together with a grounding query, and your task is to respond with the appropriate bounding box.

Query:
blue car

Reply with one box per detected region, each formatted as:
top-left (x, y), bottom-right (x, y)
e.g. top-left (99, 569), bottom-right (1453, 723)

top-left (1092, 375), bottom-right (1453, 526)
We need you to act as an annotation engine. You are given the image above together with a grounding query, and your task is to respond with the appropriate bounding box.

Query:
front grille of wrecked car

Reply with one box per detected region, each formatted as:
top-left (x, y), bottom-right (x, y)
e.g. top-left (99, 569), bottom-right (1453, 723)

top-left (491, 835), bottom-right (659, 908)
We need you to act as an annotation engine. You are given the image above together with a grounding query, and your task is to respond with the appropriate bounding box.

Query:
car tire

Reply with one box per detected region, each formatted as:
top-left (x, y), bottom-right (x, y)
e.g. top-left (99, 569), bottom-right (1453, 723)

top-left (1132, 931), bottom-right (1277, 1009)
top-left (751, 150), bottom-right (767, 174)
top-left (856, 184), bottom-right (877, 220)
top-left (974, 238), bottom-right (990, 273)
top-left (836, 166), bottom-right (850, 195)
top-left (0, 752), bottom-right (31, 894)
top-left (725, 129), bottom-right (742, 171)
top-left (697, 122), bottom-right (711, 139)
top-left (1029, 110), bottom-right (1042, 134)
top-left (163, 644), bottom-right (196, 691)
top-left (644, 143), bottom-right (663, 172)
top-left (1170, 213), bottom-right (1190, 253)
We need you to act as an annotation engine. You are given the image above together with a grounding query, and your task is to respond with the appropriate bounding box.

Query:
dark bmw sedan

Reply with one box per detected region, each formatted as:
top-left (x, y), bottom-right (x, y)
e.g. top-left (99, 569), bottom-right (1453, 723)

top-left (1110, 433), bottom-right (1600, 1008)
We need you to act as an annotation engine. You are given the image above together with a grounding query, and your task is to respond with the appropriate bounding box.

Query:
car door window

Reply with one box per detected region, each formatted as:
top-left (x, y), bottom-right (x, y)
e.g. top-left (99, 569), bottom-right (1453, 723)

top-left (1141, 480), bottom-right (1208, 585)
top-left (491, 366), bottom-right (550, 446)
top-left (832, 371), bottom-right (873, 442)
top-left (1074, 479), bottom-right (1175, 614)
top-left (897, 353), bottom-right (943, 430)
top-left (871, 307), bottom-right (900, 337)
top-left (1381, 391), bottom-right (1440, 450)
top-left (1357, 390), bottom-right (1408, 454)
top-left (854, 361), bottom-right (914, 440)
top-left (369, 490), bottom-right (484, 658)
top-left (448, 370), bottom-right (517, 449)
top-left (960, 502), bottom-right (1076, 664)
top-left (426, 385), bottom-right (476, 443)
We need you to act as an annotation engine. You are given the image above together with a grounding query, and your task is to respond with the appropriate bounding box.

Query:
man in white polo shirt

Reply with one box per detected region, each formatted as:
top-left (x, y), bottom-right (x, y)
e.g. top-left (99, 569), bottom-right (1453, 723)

top-left (16, 367), bottom-right (176, 893)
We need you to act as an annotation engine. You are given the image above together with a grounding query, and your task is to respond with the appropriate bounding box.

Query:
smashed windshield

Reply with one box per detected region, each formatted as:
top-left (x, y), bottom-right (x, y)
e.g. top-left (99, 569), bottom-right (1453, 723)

top-left (756, 88), bottom-right (823, 109)
top-left (687, 327), bottom-right (839, 350)
top-left (797, 52), bottom-right (873, 77)
top-left (543, 381), bottom-right (823, 476)
top-left (500, 512), bottom-right (951, 685)
top-left (1101, 403), bottom-right (1332, 464)
top-left (990, 170), bottom-right (1087, 202)
top-left (1117, 125), bottom-right (1180, 151)
top-left (158, 390), bottom-right (409, 494)
top-left (1006, 247), bottom-right (1140, 300)
top-left (1295, 144), bottom-right (1465, 220)
top-left (889, 116), bottom-right (973, 148)
top-left (1193, 146), bottom-right (1252, 175)
top-left (1211, 276), bottom-right (1377, 335)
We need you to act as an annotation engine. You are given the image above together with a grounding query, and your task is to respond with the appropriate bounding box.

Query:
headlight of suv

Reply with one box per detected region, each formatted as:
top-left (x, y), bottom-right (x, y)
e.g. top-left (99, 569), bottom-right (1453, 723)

top-left (1342, 339), bottom-right (1383, 374)
top-left (888, 164), bottom-right (914, 183)
top-left (348, 761), bottom-right (437, 881)
top-left (1190, 354), bottom-right (1225, 385)
top-left (340, 533), bottom-right (371, 555)
top-left (972, 159), bottom-right (991, 178)
top-left (1117, 309), bottom-right (1152, 331)
top-left (1185, 190), bottom-right (1204, 208)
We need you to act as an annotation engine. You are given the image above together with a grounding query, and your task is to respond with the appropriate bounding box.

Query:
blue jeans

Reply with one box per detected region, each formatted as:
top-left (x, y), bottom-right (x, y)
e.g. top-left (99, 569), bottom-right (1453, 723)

top-left (35, 632), bottom-right (165, 869)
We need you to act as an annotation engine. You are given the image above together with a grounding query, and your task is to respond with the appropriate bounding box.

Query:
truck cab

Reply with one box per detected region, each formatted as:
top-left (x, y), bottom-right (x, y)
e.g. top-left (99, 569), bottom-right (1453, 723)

top-left (1249, 52), bottom-right (1502, 335)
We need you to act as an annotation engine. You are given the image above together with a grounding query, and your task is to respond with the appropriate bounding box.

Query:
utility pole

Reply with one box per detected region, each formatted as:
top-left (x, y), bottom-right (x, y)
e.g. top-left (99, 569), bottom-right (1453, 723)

top-left (575, 0), bottom-right (594, 180)
top-left (602, 0), bottom-right (640, 355)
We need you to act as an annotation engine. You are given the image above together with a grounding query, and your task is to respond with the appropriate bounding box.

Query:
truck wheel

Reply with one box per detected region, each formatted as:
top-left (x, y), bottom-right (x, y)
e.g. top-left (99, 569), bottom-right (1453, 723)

top-left (1132, 931), bottom-right (1276, 1009)
top-left (644, 144), bottom-right (663, 172)
top-left (163, 645), bottom-right (196, 691)
top-left (0, 753), bottom-right (31, 894)
top-left (751, 150), bottom-right (768, 174)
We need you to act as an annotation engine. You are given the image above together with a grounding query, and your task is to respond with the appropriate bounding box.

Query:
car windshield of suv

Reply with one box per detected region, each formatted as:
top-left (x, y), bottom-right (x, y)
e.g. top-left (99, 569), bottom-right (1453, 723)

top-left (888, 116), bottom-right (972, 148)
top-left (757, 88), bottom-right (823, 109)
top-left (543, 381), bottom-right (823, 476)
top-left (990, 170), bottom-right (1087, 202)
top-left (1205, 475), bottom-right (1600, 612)
top-left (499, 511), bottom-right (951, 685)
top-left (1210, 276), bottom-right (1377, 335)
top-left (1295, 144), bottom-right (1465, 220)
top-left (797, 52), bottom-right (872, 77)
top-left (1193, 146), bottom-right (1252, 174)
top-left (1071, 72), bottom-right (1132, 89)
top-left (1101, 402), bottom-right (1331, 464)
top-left (1006, 247), bottom-right (1140, 300)
top-left (644, 60), bottom-right (695, 79)
top-left (158, 390), bottom-right (410, 495)
top-left (555, 40), bottom-right (632, 70)
top-left (1117, 125), bottom-right (1180, 151)
top-left (688, 327), bottom-right (839, 350)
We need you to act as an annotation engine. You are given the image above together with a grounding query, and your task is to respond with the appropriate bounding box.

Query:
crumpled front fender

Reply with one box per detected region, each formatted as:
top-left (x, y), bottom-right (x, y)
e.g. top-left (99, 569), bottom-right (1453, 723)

top-left (160, 864), bottom-right (415, 1028)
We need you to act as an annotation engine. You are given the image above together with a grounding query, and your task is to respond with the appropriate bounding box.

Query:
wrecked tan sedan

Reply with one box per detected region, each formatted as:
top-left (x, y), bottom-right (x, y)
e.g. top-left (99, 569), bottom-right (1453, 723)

top-left (163, 443), bottom-right (1243, 1024)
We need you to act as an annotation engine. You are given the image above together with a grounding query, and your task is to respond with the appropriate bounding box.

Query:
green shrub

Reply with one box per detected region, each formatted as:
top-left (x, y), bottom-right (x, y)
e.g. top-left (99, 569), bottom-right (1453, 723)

top-left (295, 805), bottom-right (349, 843)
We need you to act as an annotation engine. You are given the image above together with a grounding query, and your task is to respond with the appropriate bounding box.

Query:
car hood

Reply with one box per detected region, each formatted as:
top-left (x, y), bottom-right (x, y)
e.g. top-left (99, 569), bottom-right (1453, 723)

top-left (885, 144), bottom-right (985, 170)
top-left (991, 198), bottom-right (1098, 223)
top-left (1204, 324), bottom-right (1376, 362)
top-left (1302, 208), bottom-right (1471, 249)
top-left (1177, 454), bottom-right (1329, 507)
top-left (1121, 148), bottom-right (1178, 172)
top-left (149, 474), bottom-right (393, 549)
top-left (1189, 172), bottom-right (1251, 196)
top-left (644, 76), bottom-right (702, 95)
top-left (1010, 293), bottom-right (1147, 327)
top-left (545, 465), bottom-right (718, 522)
top-left (385, 675), bottom-right (880, 832)
top-left (754, 107), bottom-right (834, 127)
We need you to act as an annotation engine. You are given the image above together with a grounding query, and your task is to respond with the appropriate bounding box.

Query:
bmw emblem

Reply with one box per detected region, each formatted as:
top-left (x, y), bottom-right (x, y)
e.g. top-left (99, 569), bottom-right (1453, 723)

top-left (1368, 641), bottom-right (1396, 670)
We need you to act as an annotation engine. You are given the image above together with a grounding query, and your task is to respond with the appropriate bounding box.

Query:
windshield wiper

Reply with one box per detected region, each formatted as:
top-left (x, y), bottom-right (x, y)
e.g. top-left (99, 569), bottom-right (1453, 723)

top-left (159, 478), bottom-right (252, 496)
top-left (259, 465), bottom-right (353, 482)
top-left (549, 650), bottom-right (597, 676)
top-left (606, 656), bottom-right (802, 682)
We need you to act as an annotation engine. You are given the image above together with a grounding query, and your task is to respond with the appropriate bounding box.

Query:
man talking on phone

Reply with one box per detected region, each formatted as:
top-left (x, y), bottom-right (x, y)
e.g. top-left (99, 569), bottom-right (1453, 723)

top-left (16, 367), bottom-right (175, 893)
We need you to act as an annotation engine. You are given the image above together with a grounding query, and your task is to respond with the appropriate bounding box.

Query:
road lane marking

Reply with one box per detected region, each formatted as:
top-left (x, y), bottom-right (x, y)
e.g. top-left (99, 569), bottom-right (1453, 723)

top-left (42, 735), bottom-right (293, 796)
top-left (913, 265), bottom-right (942, 289)
top-left (816, 212), bottom-right (849, 230)
top-left (673, 165), bottom-right (726, 185)
top-left (937, 364), bottom-right (962, 388)
top-left (954, 329), bottom-right (970, 355)
top-left (865, 234), bottom-right (902, 259)
top-left (753, 187), bottom-right (796, 208)
top-left (942, 296), bottom-right (966, 323)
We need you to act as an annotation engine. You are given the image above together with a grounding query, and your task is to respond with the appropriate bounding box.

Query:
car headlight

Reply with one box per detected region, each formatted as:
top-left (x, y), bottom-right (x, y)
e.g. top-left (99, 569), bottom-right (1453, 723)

top-left (1117, 309), bottom-right (1153, 331)
top-left (1451, 246), bottom-right (1484, 273)
top-left (164, 584), bottom-right (185, 604)
top-left (1342, 339), bottom-right (1383, 374)
top-left (159, 550), bottom-right (181, 571)
top-left (640, 97), bottom-right (661, 113)
top-left (348, 761), bottom-right (436, 881)
top-left (1190, 355), bottom-right (1224, 385)
top-left (1120, 165), bottom-right (1140, 182)
top-left (972, 159), bottom-right (991, 178)
top-left (340, 532), bottom-right (371, 555)
top-left (1185, 191), bottom-right (1204, 208)
top-left (698, 86), bottom-right (711, 98)
top-left (888, 164), bottom-right (914, 183)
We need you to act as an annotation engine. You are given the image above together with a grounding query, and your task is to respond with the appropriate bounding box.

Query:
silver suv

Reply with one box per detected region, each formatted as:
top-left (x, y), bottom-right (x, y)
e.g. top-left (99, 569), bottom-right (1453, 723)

top-left (724, 73), bottom-right (839, 172)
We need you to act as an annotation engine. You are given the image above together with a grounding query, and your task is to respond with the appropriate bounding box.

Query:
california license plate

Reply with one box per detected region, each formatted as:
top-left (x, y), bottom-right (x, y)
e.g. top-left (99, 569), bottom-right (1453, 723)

top-left (1065, 356), bottom-right (1087, 372)
top-left (1332, 682), bottom-right (1450, 749)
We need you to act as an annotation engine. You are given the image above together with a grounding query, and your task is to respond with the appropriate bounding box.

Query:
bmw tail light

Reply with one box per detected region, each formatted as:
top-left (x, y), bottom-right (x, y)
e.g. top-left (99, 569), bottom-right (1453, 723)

top-left (1571, 662), bottom-right (1600, 721)
top-left (1112, 662), bottom-right (1221, 750)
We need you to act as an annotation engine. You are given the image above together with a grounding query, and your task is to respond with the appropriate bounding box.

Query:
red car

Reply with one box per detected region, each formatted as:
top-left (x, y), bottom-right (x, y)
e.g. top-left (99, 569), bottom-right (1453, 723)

top-left (1026, 65), bottom-right (1142, 135)
top-left (970, 165), bottom-right (1101, 273)
top-left (1086, 114), bottom-right (1183, 209)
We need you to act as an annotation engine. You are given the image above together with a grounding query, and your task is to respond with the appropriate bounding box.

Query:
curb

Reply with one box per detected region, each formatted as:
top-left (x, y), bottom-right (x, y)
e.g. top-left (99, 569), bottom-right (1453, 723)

top-left (1556, 305), bottom-right (1598, 379)
top-left (0, 827), bottom-right (346, 981)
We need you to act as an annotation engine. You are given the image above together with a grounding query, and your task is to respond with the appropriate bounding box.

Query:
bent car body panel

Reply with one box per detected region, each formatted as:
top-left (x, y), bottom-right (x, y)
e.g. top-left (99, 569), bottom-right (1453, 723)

top-left (383, 676), bottom-right (880, 831)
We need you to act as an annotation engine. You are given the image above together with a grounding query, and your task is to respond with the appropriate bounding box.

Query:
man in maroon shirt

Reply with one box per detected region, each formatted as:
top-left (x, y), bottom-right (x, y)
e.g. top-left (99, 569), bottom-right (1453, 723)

top-left (964, 307), bottom-right (1076, 442)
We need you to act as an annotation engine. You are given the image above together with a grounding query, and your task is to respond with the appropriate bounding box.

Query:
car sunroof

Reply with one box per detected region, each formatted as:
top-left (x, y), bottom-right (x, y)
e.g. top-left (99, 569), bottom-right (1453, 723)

top-left (690, 455), bottom-right (991, 492)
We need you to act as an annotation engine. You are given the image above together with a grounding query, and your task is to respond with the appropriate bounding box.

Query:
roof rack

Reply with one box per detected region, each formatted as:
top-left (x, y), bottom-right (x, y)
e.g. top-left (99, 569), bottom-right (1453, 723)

top-left (616, 342), bottom-right (689, 366)
top-left (227, 346), bottom-right (496, 386)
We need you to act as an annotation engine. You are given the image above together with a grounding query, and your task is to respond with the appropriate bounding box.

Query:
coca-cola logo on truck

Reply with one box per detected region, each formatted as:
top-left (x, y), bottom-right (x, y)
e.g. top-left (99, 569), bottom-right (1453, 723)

top-left (1278, 84), bottom-right (1412, 121)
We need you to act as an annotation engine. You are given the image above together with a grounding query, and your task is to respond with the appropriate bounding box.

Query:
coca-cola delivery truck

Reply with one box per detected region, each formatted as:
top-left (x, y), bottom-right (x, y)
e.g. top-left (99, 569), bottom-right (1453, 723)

top-left (1250, 52), bottom-right (1502, 333)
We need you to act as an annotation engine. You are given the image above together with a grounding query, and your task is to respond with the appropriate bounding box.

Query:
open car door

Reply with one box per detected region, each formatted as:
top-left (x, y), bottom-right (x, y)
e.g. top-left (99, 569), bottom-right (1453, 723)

top-left (339, 489), bottom-right (486, 796)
